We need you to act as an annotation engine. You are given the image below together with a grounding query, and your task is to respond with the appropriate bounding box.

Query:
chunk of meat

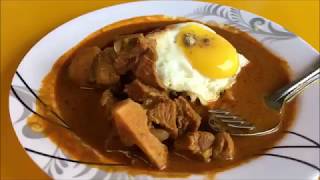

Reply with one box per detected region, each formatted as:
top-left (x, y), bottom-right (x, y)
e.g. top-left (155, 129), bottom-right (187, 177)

top-left (112, 99), bottom-right (168, 169)
top-left (198, 132), bottom-right (216, 151)
top-left (150, 128), bottom-right (170, 142)
top-left (175, 96), bottom-right (201, 135)
top-left (91, 48), bottom-right (119, 86)
top-left (68, 46), bottom-right (101, 85)
top-left (125, 79), bottom-right (167, 104)
top-left (113, 55), bottom-right (139, 75)
top-left (147, 100), bottom-right (178, 138)
top-left (174, 131), bottom-right (215, 162)
top-left (113, 34), bottom-right (149, 55)
top-left (190, 101), bottom-right (209, 118)
top-left (134, 48), bottom-right (165, 89)
top-left (113, 33), bottom-right (164, 89)
top-left (100, 89), bottom-right (117, 118)
top-left (113, 34), bottom-right (152, 74)
top-left (212, 132), bottom-right (235, 160)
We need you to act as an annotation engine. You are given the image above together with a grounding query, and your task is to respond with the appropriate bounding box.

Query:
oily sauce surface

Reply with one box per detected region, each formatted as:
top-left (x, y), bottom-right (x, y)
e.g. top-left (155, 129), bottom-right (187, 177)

top-left (32, 16), bottom-right (296, 177)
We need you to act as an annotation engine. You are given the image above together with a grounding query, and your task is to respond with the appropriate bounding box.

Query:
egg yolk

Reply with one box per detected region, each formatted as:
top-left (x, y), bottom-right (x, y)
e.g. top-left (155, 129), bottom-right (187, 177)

top-left (177, 24), bottom-right (239, 79)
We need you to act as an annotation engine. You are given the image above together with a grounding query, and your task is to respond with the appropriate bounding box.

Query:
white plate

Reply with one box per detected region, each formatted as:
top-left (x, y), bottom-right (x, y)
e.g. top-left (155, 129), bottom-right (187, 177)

top-left (9, 1), bottom-right (319, 179)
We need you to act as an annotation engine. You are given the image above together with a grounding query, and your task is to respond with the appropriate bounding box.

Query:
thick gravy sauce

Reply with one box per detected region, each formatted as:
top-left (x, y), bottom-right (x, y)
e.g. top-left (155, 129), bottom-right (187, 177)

top-left (28, 16), bottom-right (296, 178)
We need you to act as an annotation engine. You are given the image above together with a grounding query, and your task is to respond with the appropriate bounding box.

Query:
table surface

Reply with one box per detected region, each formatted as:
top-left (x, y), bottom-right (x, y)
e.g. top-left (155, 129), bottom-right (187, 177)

top-left (1, 0), bottom-right (319, 179)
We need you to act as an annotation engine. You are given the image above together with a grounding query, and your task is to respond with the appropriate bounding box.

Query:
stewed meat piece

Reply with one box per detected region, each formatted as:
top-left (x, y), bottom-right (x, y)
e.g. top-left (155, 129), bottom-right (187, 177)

top-left (212, 132), bottom-right (235, 160)
top-left (147, 99), bottom-right (178, 138)
top-left (175, 96), bottom-right (201, 135)
top-left (113, 34), bottom-right (153, 74)
top-left (113, 33), bottom-right (164, 89)
top-left (125, 79), bottom-right (167, 104)
top-left (174, 131), bottom-right (215, 162)
top-left (68, 46), bottom-right (101, 85)
top-left (90, 48), bottom-right (119, 86)
top-left (100, 89), bottom-right (117, 118)
top-left (134, 48), bottom-right (165, 89)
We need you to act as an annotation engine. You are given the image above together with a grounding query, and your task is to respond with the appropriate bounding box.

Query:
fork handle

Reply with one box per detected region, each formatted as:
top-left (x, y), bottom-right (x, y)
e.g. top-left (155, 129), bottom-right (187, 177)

top-left (266, 62), bottom-right (320, 110)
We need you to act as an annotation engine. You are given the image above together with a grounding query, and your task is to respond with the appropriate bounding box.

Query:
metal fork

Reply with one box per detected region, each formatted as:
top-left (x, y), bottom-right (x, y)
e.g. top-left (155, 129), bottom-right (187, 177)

top-left (209, 62), bottom-right (320, 136)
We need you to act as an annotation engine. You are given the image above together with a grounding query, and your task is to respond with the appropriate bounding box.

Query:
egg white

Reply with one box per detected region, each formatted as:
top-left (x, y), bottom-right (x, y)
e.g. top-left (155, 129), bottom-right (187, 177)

top-left (148, 22), bottom-right (249, 105)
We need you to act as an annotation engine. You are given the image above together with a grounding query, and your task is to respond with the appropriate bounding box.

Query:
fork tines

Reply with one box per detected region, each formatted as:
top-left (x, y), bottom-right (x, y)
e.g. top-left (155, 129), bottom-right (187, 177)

top-left (208, 109), bottom-right (231, 114)
top-left (227, 123), bottom-right (255, 130)
top-left (208, 109), bottom-right (255, 131)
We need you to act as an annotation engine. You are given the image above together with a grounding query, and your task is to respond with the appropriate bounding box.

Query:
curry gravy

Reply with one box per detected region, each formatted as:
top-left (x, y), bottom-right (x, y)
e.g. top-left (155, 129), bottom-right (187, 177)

top-left (28, 16), bottom-right (297, 178)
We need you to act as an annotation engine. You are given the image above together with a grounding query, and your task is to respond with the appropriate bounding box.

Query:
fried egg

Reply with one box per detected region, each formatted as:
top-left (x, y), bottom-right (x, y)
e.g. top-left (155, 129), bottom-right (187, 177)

top-left (148, 22), bottom-right (249, 105)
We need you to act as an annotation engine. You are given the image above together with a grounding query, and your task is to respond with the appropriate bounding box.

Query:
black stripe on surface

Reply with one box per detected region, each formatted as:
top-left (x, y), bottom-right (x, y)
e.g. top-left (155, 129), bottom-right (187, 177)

top-left (15, 72), bottom-right (70, 128)
top-left (11, 86), bottom-right (71, 130)
top-left (260, 153), bottom-right (320, 171)
top-left (270, 145), bottom-right (320, 149)
top-left (16, 72), bottom-right (45, 105)
top-left (25, 148), bottom-right (127, 166)
top-left (285, 131), bottom-right (320, 147)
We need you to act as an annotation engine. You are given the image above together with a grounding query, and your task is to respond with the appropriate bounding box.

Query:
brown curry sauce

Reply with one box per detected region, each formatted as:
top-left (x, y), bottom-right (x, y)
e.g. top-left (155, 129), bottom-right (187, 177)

top-left (28, 16), bottom-right (297, 178)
